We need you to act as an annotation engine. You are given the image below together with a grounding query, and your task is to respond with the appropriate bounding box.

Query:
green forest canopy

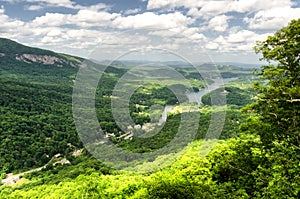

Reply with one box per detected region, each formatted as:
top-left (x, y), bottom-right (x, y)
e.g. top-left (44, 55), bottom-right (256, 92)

top-left (0, 18), bottom-right (300, 198)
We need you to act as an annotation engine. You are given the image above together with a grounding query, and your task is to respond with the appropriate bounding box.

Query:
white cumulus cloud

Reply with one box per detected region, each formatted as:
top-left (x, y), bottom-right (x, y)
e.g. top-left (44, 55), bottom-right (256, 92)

top-left (208, 15), bottom-right (232, 32)
top-left (112, 12), bottom-right (194, 30)
top-left (244, 7), bottom-right (300, 30)
top-left (124, 8), bottom-right (142, 15)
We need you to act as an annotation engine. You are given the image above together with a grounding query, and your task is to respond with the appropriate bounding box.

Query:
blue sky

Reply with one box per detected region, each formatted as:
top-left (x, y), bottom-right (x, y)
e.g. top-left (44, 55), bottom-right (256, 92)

top-left (0, 0), bottom-right (300, 63)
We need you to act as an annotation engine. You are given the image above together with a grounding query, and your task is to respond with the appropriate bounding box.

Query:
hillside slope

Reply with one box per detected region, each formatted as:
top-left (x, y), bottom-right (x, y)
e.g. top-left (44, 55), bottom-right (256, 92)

top-left (0, 38), bottom-right (82, 66)
top-left (0, 39), bottom-right (86, 174)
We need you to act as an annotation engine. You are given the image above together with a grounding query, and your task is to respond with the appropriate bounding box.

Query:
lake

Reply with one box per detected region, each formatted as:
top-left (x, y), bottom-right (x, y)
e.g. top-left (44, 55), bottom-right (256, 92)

top-left (159, 77), bottom-right (238, 123)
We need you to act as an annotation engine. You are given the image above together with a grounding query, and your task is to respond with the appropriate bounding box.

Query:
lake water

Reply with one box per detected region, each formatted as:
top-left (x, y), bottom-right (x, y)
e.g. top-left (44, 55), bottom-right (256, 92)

top-left (158, 105), bottom-right (174, 125)
top-left (186, 77), bottom-right (238, 104)
top-left (160, 77), bottom-right (238, 123)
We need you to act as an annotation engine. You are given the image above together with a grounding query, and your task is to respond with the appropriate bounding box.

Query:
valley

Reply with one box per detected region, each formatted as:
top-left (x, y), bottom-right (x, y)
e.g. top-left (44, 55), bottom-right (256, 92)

top-left (0, 18), bottom-right (299, 199)
top-left (0, 37), bottom-right (253, 179)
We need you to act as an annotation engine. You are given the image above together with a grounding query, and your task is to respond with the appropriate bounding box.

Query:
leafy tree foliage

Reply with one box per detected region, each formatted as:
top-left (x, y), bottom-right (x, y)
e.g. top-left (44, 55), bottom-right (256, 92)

top-left (247, 18), bottom-right (300, 146)
top-left (5, 27), bottom-right (300, 199)
top-left (0, 75), bottom-right (81, 173)
top-left (202, 86), bottom-right (255, 107)
top-left (218, 18), bottom-right (300, 198)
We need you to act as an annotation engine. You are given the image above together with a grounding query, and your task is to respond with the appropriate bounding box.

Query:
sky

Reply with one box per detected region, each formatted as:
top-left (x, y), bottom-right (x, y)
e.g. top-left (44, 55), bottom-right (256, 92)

top-left (0, 0), bottom-right (300, 64)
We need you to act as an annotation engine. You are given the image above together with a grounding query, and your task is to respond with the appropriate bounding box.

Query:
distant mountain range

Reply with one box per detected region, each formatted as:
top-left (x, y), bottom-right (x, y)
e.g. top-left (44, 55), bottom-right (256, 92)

top-left (0, 38), bottom-right (261, 70)
top-left (94, 59), bottom-right (261, 69)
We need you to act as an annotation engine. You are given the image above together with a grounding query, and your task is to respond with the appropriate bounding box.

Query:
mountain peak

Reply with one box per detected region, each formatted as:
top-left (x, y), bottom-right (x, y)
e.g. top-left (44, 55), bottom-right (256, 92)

top-left (0, 38), bottom-right (83, 67)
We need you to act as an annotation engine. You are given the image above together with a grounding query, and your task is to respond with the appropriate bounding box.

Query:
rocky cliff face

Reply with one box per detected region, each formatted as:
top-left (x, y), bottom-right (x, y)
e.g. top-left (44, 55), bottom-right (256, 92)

top-left (15, 54), bottom-right (81, 67)
top-left (0, 38), bottom-right (85, 67)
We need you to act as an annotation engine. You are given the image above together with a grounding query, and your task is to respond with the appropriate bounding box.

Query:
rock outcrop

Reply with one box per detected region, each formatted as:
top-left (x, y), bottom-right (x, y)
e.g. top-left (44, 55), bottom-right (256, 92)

top-left (1, 174), bottom-right (20, 186)
top-left (15, 54), bottom-right (81, 67)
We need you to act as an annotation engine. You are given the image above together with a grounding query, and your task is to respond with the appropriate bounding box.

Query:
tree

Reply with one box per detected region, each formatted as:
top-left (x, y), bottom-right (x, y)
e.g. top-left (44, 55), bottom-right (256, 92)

top-left (225, 19), bottom-right (300, 197)
top-left (0, 165), bottom-right (8, 180)
top-left (248, 18), bottom-right (300, 147)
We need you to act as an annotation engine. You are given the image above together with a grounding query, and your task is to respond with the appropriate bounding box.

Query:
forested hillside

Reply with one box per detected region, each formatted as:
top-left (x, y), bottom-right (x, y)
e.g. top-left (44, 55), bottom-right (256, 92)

top-left (0, 18), bottom-right (300, 198)
top-left (0, 39), bottom-right (80, 173)
top-left (0, 37), bottom-right (245, 174)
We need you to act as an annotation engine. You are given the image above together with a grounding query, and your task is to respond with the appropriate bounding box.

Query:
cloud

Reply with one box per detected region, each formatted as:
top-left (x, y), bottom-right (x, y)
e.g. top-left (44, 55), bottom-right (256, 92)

top-left (24, 5), bottom-right (44, 11)
top-left (31, 13), bottom-right (69, 27)
top-left (148, 0), bottom-right (294, 18)
top-left (227, 30), bottom-right (256, 43)
top-left (69, 10), bottom-right (120, 28)
top-left (123, 8), bottom-right (142, 15)
top-left (198, 0), bottom-right (293, 17)
top-left (112, 12), bottom-right (194, 30)
top-left (205, 41), bottom-right (219, 50)
top-left (148, 27), bottom-right (207, 47)
top-left (151, 0), bottom-right (293, 10)
top-left (82, 3), bottom-right (111, 11)
top-left (34, 0), bottom-right (76, 8)
top-left (30, 10), bottom-right (119, 28)
top-left (208, 15), bottom-right (232, 32)
top-left (226, 0), bottom-right (293, 13)
top-left (205, 30), bottom-right (272, 52)
top-left (3, 0), bottom-right (77, 9)
top-left (244, 7), bottom-right (300, 30)
top-left (0, 0), bottom-right (298, 63)
top-left (0, 5), bottom-right (5, 14)
top-left (147, 0), bottom-right (201, 10)
top-left (193, 1), bottom-right (229, 17)
top-left (3, 0), bottom-right (110, 11)
top-left (1, 0), bottom-right (18, 2)
top-left (0, 6), bottom-right (26, 36)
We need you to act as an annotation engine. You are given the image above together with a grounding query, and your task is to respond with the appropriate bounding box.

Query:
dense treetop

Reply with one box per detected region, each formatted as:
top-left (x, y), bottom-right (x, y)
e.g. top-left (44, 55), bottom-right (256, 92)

top-left (1, 19), bottom-right (300, 198)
